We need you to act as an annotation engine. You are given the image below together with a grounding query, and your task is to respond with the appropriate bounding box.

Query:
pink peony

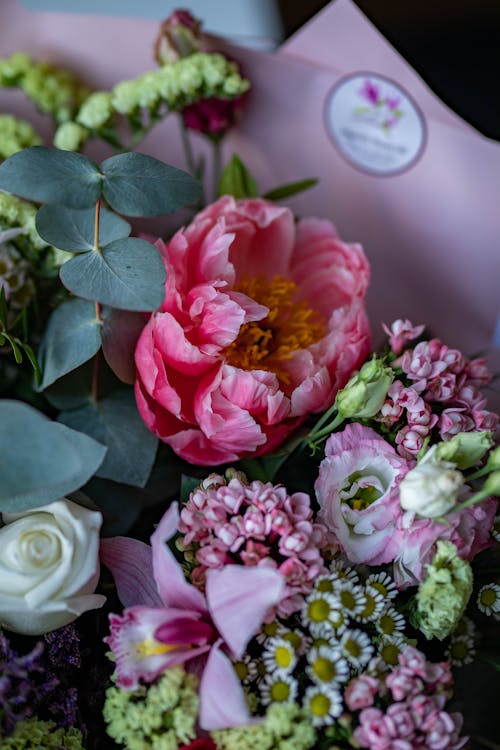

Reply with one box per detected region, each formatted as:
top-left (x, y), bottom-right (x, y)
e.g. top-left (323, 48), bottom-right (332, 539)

top-left (135, 197), bottom-right (370, 464)
top-left (315, 423), bottom-right (410, 565)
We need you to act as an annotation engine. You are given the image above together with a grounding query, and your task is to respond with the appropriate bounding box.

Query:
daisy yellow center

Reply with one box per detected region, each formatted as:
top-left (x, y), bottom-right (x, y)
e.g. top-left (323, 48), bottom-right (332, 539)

top-left (450, 640), bottom-right (468, 661)
top-left (275, 646), bottom-right (293, 668)
top-left (282, 631), bottom-right (302, 651)
top-left (344, 638), bottom-right (361, 658)
top-left (379, 615), bottom-right (396, 635)
top-left (360, 595), bottom-right (376, 618)
top-left (313, 657), bottom-right (337, 682)
top-left (310, 693), bottom-right (331, 717)
top-left (270, 681), bottom-right (291, 702)
top-left (234, 661), bottom-right (249, 681)
top-left (339, 590), bottom-right (357, 611)
top-left (225, 275), bottom-right (325, 385)
top-left (380, 642), bottom-right (400, 666)
top-left (308, 599), bottom-right (330, 623)
top-left (317, 579), bottom-right (334, 594)
top-left (480, 588), bottom-right (497, 607)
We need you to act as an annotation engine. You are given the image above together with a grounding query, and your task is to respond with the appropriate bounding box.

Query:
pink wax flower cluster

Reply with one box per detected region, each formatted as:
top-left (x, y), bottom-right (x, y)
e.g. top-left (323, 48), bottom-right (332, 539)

top-left (178, 472), bottom-right (332, 616)
top-left (135, 196), bottom-right (370, 465)
top-left (350, 647), bottom-right (467, 750)
top-left (379, 320), bottom-right (498, 458)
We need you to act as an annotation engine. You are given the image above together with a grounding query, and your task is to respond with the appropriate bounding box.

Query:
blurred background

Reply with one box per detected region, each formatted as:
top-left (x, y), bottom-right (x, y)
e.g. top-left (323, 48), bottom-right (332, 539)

top-left (17, 0), bottom-right (500, 140)
top-left (280, 0), bottom-right (500, 141)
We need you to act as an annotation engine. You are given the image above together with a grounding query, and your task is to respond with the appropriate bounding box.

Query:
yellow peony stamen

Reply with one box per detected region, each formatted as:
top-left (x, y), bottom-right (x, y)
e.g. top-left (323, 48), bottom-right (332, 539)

top-left (226, 275), bottom-right (325, 385)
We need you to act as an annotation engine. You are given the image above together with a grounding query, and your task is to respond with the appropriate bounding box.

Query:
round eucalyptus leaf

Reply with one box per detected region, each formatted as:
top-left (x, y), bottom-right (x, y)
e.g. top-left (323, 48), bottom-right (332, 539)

top-left (59, 237), bottom-right (166, 311)
top-left (38, 298), bottom-right (102, 391)
top-left (36, 204), bottom-right (131, 253)
top-left (0, 147), bottom-right (102, 208)
top-left (59, 388), bottom-right (158, 488)
top-left (0, 400), bottom-right (107, 512)
top-left (101, 152), bottom-right (201, 216)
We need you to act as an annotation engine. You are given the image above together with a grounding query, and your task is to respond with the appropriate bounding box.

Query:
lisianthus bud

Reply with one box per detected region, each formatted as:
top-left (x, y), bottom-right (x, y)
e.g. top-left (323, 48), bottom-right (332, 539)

top-left (484, 470), bottom-right (500, 496)
top-left (399, 445), bottom-right (464, 517)
top-left (435, 430), bottom-right (493, 470)
top-left (415, 540), bottom-right (473, 640)
top-left (336, 358), bottom-right (394, 419)
top-left (486, 446), bottom-right (500, 471)
top-left (154, 9), bottom-right (202, 65)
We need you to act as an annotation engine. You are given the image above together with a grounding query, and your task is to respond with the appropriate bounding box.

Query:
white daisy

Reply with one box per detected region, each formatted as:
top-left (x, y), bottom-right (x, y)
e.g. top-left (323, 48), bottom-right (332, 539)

top-left (306, 645), bottom-right (350, 685)
top-left (377, 634), bottom-right (407, 667)
top-left (303, 685), bottom-right (343, 726)
top-left (335, 580), bottom-right (367, 619)
top-left (365, 572), bottom-right (397, 600)
top-left (357, 584), bottom-right (386, 623)
top-left (302, 591), bottom-right (342, 633)
top-left (452, 616), bottom-right (476, 639)
top-left (477, 584), bottom-right (500, 619)
top-left (376, 606), bottom-right (406, 636)
top-left (446, 634), bottom-right (476, 667)
top-left (256, 620), bottom-right (281, 644)
top-left (340, 628), bottom-right (374, 668)
top-left (233, 653), bottom-right (258, 684)
top-left (277, 627), bottom-right (306, 655)
top-left (260, 673), bottom-right (298, 706)
top-left (330, 559), bottom-right (360, 585)
top-left (263, 636), bottom-right (297, 675)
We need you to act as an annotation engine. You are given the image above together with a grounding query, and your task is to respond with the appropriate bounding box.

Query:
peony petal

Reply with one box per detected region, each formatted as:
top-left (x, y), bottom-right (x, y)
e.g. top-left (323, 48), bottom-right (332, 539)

top-left (151, 503), bottom-right (207, 613)
top-left (290, 366), bottom-right (332, 416)
top-left (206, 565), bottom-right (284, 659)
top-left (199, 642), bottom-right (254, 730)
top-left (153, 312), bottom-right (217, 375)
top-left (100, 537), bottom-right (163, 608)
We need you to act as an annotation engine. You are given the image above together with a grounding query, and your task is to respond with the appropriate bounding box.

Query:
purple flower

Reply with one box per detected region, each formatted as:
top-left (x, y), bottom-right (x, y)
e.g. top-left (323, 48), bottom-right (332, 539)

top-left (360, 79), bottom-right (381, 105)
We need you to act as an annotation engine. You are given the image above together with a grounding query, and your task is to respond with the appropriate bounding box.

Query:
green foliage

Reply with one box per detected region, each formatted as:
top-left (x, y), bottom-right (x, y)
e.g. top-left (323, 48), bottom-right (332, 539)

top-left (36, 204), bottom-right (131, 253)
top-left (263, 178), bottom-right (318, 201)
top-left (59, 237), bottom-right (166, 311)
top-left (101, 306), bottom-right (146, 384)
top-left (59, 388), bottom-right (158, 488)
top-left (101, 152), bottom-right (202, 216)
top-left (218, 154), bottom-right (259, 199)
top-left (0, 399), bottom-right (106, 512)
top-left (37, 298), bottom-right (102, 390)
top-left (0, 147), bottom-right (102, 208)
top-left (0, 288), bottom-right (40, 380)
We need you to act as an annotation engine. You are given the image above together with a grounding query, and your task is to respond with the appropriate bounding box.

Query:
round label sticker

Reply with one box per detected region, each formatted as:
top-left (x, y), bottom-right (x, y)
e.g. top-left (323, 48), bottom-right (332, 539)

top-left (324, 73), bottom-right (426, 176)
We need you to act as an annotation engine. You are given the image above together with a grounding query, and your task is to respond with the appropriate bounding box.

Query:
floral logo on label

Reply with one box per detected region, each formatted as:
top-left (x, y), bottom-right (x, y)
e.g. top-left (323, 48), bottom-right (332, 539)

top-left (353, 79), bottom-right (404, 134)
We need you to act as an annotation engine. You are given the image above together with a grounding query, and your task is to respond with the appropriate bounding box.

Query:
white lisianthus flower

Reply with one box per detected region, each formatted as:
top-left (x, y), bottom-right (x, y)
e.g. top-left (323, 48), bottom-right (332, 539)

top-left (0, 498), bottom-right (105, 635)
top-left (399, 446), bottom-right (464, 518)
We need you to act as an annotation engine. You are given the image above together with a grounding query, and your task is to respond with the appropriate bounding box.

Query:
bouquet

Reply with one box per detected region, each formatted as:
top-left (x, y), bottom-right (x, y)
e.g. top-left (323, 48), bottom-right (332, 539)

top-left (0, 9), bottom-right (499, 750)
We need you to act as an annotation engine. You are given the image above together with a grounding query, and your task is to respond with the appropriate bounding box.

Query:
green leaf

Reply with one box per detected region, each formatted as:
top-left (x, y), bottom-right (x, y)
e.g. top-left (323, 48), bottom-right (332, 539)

top-left (218, 154), bottom-right (259, 199)
top-left (0, 400), bottom-right (106, 512)
top-left (181, 474), bottom-right (201, 503)
top-left (36, 204), bottom-right (131, 253)
top-left (263, 178), bottom-right (318, 202)
top-left (59, 237), bottom-right (166, 311)
top-left (0, 146), bottom-right (102, 209)
top-left (59, 388), bottom-right (158, 488)
top-left (0, 286), bottom-right (8, 326)
top-left (82, 477), bottom-right (144, 536)
top-left (101, 152), bottom-right (202, 216)
top-left (38, 298), bottom-right (101, 390)
top-left (43, 360), bottom-right (94, 411)
top-left (101, 306), bottom-right (146, 385)
top-left (22, 343), bottom-right (41, 384)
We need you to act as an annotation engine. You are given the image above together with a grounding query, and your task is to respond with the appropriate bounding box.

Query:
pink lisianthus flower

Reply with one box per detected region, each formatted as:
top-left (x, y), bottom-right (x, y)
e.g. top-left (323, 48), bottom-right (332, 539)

top-left (393, 497), bottom-right (497, 586)
top-left (135, 196), bottom-right (370, 465)
top-left (345, 674), bottom-right (381, 711)
top-left (100, 503), bottom-right (283, 731)
top-left (315, 423), bottom-right (410, 565)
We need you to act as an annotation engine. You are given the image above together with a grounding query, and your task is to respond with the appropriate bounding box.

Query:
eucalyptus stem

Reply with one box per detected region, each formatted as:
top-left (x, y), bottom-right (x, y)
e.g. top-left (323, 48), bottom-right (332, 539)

top-left (93, 199), bottom-right (101, 252)
top-left (212, 137), bottom-right (222, 200)
top-left (180, 120), bottom-right (197, 177)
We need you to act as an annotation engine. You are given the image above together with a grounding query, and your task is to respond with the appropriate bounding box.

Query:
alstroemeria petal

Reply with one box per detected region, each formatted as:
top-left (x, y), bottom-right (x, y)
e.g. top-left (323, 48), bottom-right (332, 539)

top-left (151, 503), bottom-right (207, 613)
top-left (199, 642), bottom-right (254, 730)
top-left (100, 537), bottom-right (163, 608)
top-left (206, 565), bottom-right (284, 659)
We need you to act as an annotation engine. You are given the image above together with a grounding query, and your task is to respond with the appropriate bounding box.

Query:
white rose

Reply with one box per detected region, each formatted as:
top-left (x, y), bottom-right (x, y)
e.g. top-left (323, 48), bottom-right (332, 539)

top-left (0, 498), bottom-right (106, 635)
top-left (399, 446), bottom-right (464, 518)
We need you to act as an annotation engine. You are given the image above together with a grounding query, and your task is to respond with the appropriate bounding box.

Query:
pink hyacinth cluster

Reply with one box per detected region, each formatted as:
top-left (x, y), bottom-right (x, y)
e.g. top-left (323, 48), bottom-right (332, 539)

top-left (378, 320), bottom-right (498, 458)
top-left (178, 473), bottom-right (332, 616)
top-left (350, 647), bottom-right (467, 750)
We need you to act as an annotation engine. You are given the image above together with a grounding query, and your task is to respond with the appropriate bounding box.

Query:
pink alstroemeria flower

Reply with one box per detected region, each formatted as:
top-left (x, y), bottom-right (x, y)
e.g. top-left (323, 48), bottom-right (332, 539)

top-left (100, 503), bottom-right (284, 731)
